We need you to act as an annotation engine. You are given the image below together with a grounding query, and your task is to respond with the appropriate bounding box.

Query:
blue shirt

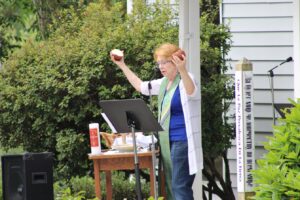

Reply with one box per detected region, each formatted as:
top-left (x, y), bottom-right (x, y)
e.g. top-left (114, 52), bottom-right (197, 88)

top-left (169, 86), bottom-right (187, 141)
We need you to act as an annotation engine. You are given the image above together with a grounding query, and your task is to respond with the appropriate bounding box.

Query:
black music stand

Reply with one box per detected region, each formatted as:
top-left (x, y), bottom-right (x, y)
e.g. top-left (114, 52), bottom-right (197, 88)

top-left (274, 103), bottom-right (294, 118)
top-left (99, 99), bottom-right (163, 200)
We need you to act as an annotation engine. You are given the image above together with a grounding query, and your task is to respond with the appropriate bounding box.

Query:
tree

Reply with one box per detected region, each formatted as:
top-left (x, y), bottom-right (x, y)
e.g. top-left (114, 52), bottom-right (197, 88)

top-left (0, 0), bottom-right (37, 59)
top-left (200, 4), bottom-right (236, 200)
top-left (0, 0), bottom-right (93, 60)
top-left (32, 0), bottom-right (95, 39)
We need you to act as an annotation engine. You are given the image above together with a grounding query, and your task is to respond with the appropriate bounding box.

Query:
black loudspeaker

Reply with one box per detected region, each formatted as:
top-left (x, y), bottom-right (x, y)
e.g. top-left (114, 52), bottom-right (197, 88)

top-left (1, 152), bottom-right (54, 200)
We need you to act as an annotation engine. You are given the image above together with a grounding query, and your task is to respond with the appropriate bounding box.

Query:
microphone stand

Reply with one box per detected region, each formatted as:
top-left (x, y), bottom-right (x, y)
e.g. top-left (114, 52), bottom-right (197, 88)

top-left (268, 57), bottom-right (293, 125)
top-left (127, 113), bottom-right (143, 200)
top-left (268, 69), bottom-right (276, 125)
top-left (147, 67), bottom-right (160, 200)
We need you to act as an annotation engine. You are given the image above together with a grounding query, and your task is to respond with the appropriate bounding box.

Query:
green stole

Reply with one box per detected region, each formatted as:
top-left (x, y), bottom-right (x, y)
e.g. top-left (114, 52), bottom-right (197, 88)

top-left (158, 74), bottom-right (180, 200)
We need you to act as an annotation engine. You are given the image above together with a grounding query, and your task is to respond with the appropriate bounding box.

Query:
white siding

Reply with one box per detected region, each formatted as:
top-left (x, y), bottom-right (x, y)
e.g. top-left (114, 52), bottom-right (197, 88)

top-left (228, 46), bottom-right (293, 60)
top-left (223, 2), bottom-right (292, 17)
top-left (231, 32), bottom-right (293, 46)
top-left (294, 0), bottom-right (300, 98)
top-left (221, 0), bottom-right (294, 198)
top-left (224, 18), bottom-right (292, 32)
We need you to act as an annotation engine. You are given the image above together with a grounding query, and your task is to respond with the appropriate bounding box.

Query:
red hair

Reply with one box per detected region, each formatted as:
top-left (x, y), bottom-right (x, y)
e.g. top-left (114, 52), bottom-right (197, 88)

top-left (154, 43), bottom-right (180, 61)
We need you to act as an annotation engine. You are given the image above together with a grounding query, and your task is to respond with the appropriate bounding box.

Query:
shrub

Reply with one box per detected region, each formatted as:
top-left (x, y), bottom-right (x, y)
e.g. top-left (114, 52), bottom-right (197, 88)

top-left (100, 171), bottom-right (150, 200)
top-left (0, 0), bottom-right (178, 179)
top-left (54, 179), bottom-right (97, 200)
top-left (54, 183), bottom-right (87, 200)
top-left (70, 176), bottom-right (96, 199)
top-left (54, 173), bottom-right (150, 200)
top-left (200, 6), bottom-right (235, 200)
top-left (55, 130), bottom-right (90, 180)
top-left (252, 99), bottom-right (300, 199)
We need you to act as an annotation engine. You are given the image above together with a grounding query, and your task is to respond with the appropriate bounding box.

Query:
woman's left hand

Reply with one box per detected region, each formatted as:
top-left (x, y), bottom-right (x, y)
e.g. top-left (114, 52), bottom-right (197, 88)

top-left (172, 53), bottom-right (195, 95)
top-left (172, 54), bottom-right (187, 73)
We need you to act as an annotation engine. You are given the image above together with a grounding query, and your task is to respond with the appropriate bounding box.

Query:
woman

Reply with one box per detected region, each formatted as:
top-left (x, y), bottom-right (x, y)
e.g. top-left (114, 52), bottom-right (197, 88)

top-left (110, 43), bottom-right (203, 200)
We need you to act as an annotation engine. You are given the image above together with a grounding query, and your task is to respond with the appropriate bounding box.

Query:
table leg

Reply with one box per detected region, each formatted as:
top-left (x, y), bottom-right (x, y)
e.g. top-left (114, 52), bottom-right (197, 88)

top-left (160, 169), bottom-right (166, 199)
top-left (106, 171), bottom-right (112, 200)
top-left (93, 161), bottom-right (101, 199)
top-left (150, 164), bottom-right (155, 197)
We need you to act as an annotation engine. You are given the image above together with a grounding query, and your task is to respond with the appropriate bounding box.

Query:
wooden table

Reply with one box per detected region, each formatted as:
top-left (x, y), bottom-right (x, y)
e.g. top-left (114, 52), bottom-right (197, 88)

top-left (89, 150), bottom-right (165, 200)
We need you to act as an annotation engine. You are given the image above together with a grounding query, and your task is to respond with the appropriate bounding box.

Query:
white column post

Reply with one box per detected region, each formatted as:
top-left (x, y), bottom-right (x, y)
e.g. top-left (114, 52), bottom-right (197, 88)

top-left (179, 1), bottom-right (202, 200)
top-left (235, 58), bottom-right (255, 200)
top-left (127, 0), bottom-right (133, 14)
top-left (294, 0), bottom-right (300, 99)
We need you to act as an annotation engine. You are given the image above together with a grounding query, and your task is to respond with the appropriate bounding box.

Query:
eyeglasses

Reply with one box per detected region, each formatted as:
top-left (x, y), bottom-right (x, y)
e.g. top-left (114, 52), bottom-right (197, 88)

top-left (156, 60), bottom-right (172, 66)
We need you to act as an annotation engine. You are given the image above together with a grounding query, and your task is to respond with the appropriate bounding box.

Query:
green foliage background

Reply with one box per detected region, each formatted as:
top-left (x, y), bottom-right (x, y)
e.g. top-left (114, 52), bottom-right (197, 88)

top-left (0, 0), bottom-right (95, 59)
top-left (0, 0), bottom-right (178, 178)
top-left (252, 100), bottom-right (300, 200)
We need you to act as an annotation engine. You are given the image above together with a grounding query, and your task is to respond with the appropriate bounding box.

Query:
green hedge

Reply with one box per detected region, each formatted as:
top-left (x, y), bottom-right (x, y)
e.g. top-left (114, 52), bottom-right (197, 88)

top-left (252, 99), bottom-right (300, 199)
top-left (54, 173), bottom-right (150, 200)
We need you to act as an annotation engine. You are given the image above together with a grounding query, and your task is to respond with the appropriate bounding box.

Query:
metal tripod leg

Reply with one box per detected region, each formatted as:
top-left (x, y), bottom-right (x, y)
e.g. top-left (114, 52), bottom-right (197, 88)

top-left (131, 126), bottom-right (143, 200)
top-left (151, 132), bottom-right (158, 200)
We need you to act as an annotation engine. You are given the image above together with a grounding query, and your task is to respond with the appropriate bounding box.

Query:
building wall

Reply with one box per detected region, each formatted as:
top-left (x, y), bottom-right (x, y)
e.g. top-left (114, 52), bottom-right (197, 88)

top-left (294, 0), bottom-right (300, 98)
top-left (221, 0), bottom-right (294, 197)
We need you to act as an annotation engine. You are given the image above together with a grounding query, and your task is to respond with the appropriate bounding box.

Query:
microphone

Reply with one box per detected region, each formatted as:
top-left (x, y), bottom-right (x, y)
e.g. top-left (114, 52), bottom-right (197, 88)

top-left (279, 56), bottom-right (293, 66)
top-left (268, 56), bottom-right (293, 73)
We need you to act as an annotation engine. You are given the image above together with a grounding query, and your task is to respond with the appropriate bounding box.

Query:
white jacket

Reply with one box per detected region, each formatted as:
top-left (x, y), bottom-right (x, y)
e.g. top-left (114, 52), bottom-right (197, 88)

top-left (140, 73), bottom-right (203, 174)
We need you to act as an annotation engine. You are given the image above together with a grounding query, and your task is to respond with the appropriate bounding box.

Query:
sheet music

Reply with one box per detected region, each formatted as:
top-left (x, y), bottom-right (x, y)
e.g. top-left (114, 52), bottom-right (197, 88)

top-left (101, 113), bottom-right (117, 133)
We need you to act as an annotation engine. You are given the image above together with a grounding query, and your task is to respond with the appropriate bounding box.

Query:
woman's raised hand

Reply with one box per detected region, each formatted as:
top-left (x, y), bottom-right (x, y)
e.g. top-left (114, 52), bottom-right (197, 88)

top-left (172, 53), bottom-right (187, 73)
top-left (110, 49), bottom-right (125, 66)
